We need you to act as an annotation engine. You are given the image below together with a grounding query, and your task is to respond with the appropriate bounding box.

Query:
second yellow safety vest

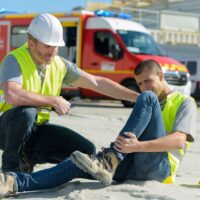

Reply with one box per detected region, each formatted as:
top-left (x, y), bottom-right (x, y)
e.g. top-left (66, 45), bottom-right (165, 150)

top-left (162, 91), bottom-right (193, 184)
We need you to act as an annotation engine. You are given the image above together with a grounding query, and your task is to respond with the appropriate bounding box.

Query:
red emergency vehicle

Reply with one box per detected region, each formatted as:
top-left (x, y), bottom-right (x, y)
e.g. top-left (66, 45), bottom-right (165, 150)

top-left (0, 10), bottom-right (191, 107)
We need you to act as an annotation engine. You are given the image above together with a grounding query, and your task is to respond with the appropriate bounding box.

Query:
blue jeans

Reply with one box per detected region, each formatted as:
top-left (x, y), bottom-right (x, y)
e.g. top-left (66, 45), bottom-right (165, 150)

top-left (0, 106), bottom-right (96, 172)
top-left (12, 91), bottom-right (170, 192)
top-left (114, 91), bottom-right (170, 182)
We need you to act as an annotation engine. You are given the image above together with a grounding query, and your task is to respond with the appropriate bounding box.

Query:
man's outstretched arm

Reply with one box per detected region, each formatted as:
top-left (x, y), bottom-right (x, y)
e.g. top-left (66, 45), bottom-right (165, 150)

top-left (72, 70), bottom-right (139, 102)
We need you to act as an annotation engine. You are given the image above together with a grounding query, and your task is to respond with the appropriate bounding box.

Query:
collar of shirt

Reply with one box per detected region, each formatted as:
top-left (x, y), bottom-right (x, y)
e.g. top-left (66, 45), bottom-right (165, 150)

top-left (160, 98), bottom-right (167, 110)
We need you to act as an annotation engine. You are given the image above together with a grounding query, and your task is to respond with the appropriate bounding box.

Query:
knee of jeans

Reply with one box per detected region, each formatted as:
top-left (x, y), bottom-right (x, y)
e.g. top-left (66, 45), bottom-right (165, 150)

top-left (14, 106), bottom-right (37, 124)
top-left (138, 91), bottom-right (157, 103)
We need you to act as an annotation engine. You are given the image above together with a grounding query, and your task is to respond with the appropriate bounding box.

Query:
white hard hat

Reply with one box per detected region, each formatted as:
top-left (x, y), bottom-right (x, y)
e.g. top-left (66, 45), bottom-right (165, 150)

top-left (27, 13), bottom-right (65, 46)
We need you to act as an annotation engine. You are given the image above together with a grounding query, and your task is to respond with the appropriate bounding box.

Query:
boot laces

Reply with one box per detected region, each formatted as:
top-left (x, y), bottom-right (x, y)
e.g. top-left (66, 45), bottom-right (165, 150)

top-left (89, 149), bottom-right (114, 171)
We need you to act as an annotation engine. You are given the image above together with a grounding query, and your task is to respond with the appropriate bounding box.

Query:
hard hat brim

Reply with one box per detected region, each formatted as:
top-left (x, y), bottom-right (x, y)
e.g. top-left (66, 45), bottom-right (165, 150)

top-left (27, 30), bottom-right (65, 47)
top-left (42, 40), bottom-right (65, 47)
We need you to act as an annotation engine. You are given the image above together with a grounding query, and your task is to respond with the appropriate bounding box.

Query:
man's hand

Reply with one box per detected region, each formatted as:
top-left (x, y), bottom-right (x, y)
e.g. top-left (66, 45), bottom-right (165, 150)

top-left (114, 132), bottom-right (139, 153)
top-left (53, 96), bottom-right (71, 115)
top-left (3, 82), bottom-right (71, 115)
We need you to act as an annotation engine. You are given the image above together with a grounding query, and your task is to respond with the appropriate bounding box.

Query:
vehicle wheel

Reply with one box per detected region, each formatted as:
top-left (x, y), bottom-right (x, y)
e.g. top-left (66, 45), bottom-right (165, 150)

top-left (121, 79), bottom-right (140, 108)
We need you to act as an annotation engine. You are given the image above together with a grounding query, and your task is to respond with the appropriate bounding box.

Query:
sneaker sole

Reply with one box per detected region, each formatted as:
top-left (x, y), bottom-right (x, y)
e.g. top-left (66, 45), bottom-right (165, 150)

top-left (70, 151), bottom-right (112, 185)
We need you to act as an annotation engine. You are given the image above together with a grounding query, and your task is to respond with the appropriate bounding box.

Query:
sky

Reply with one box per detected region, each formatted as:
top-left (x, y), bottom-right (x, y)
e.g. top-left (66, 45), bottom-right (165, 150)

top-left (0, 0), bottom-right (112, 13)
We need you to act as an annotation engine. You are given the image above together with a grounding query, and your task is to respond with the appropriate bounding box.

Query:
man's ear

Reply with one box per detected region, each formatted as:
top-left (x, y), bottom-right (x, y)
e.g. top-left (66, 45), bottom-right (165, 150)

top-left (28, 38), bottom-right (35, 49)
top-left (159, 71), bottom-right (165, 81)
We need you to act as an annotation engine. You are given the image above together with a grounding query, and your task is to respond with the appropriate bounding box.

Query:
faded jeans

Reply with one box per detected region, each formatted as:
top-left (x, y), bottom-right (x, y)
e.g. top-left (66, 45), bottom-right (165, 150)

top-left (12, 91), bottom-right (170, 192)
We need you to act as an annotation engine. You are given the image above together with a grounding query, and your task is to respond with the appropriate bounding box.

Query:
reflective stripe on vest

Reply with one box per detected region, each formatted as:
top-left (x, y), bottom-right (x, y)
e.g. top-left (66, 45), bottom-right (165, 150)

top-left (1, 43), bottom-right (67, 124)
top-left (162, 92), bottom-right (192, 184)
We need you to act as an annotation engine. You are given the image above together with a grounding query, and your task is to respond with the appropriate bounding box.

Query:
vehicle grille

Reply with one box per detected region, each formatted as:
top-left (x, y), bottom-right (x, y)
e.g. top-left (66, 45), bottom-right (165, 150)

top-left (164, 71), bottom-right (188, 86)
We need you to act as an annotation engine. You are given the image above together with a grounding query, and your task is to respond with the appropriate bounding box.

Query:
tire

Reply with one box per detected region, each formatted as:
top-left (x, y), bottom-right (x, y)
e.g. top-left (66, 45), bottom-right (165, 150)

top-left (121, 79), bottom-right (140, 108)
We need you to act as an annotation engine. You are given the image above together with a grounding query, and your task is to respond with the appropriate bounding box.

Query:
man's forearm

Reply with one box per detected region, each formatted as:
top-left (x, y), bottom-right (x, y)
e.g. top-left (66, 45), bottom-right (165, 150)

top-left (135, 132), bottom-right (187, 153)
top-left (94, 77), bottom-right (139, 102)
top-left (4, 85), bottom-right (56, 108)
top-left (72, 71), bottom-right (139, 102)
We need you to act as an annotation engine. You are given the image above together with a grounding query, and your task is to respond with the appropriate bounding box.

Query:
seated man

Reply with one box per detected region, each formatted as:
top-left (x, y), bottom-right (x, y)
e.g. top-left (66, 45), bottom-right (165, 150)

top-left (0, 59), bottom-right (197, 198)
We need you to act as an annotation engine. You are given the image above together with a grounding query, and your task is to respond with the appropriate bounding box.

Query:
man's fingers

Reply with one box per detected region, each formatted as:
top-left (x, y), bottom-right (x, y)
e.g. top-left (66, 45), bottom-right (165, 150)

top-left (116, 136), bottom-right (129, 144)
top-left (114, 140), bottom-right (123, 148)
top-left (124, 132), bottom-right (137, 139)
top-left (54, 97), bottom-right (72, 115)
top-left (114, 141), bottom-right (125, 150)
top-left (113, 145), bottom-right (123, 152)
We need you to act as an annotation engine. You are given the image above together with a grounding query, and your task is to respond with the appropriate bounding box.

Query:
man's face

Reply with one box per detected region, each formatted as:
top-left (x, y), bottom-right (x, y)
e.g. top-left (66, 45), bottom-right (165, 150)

top-left (135, 68), bottom-right (164, 97)
top-left (29, 39), bottom-right (58, 65)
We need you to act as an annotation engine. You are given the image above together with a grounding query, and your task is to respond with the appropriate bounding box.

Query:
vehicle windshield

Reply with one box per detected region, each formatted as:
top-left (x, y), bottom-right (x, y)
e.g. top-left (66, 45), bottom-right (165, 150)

top-left (117, 30), bottom-right (164, 56)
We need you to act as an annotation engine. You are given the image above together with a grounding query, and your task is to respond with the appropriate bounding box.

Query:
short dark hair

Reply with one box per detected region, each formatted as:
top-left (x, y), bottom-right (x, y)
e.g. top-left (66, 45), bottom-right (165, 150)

top-left (134, 59), bottom-right (162, 75)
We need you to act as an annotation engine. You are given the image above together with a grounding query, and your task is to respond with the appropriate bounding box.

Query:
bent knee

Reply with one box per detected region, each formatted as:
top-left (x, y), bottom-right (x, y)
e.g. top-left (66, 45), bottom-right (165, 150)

top-left (138, 91), bottom-right (158, 103)
top-left (13, 106), bottom-right (38, 123)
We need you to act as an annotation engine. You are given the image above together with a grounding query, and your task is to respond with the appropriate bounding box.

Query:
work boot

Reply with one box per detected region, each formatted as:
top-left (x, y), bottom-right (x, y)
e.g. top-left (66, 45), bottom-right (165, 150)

top-left (70, 148), bottom-right (120, 185)
top-left (0, 171), bottom-right (15, 198)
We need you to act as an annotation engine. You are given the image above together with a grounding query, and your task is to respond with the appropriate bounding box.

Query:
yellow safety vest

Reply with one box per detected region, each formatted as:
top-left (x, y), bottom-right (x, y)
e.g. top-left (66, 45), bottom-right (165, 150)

top-left (0, 43), bottom-right (66, 124)
top-left (162, 92), bottom-right (193, 184)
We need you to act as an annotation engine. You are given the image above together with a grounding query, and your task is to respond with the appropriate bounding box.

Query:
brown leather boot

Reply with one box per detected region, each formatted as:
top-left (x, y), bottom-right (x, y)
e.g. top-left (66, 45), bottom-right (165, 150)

top-left (70, 148), bottom-right (120, 185)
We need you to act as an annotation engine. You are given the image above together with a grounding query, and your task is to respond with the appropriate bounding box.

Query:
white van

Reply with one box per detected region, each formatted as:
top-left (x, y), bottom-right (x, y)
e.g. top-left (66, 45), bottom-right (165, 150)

top-left (160, 44), bottom-right (198, 98)
top-left (180, 60), bottom-right (200, 99)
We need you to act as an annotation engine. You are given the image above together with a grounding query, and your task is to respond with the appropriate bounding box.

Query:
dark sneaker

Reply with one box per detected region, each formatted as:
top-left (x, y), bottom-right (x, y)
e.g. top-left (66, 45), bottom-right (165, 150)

top-left (0, 171), bottom-right (15, 198)
top-left (70, 148), bottom-right (120, 185)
